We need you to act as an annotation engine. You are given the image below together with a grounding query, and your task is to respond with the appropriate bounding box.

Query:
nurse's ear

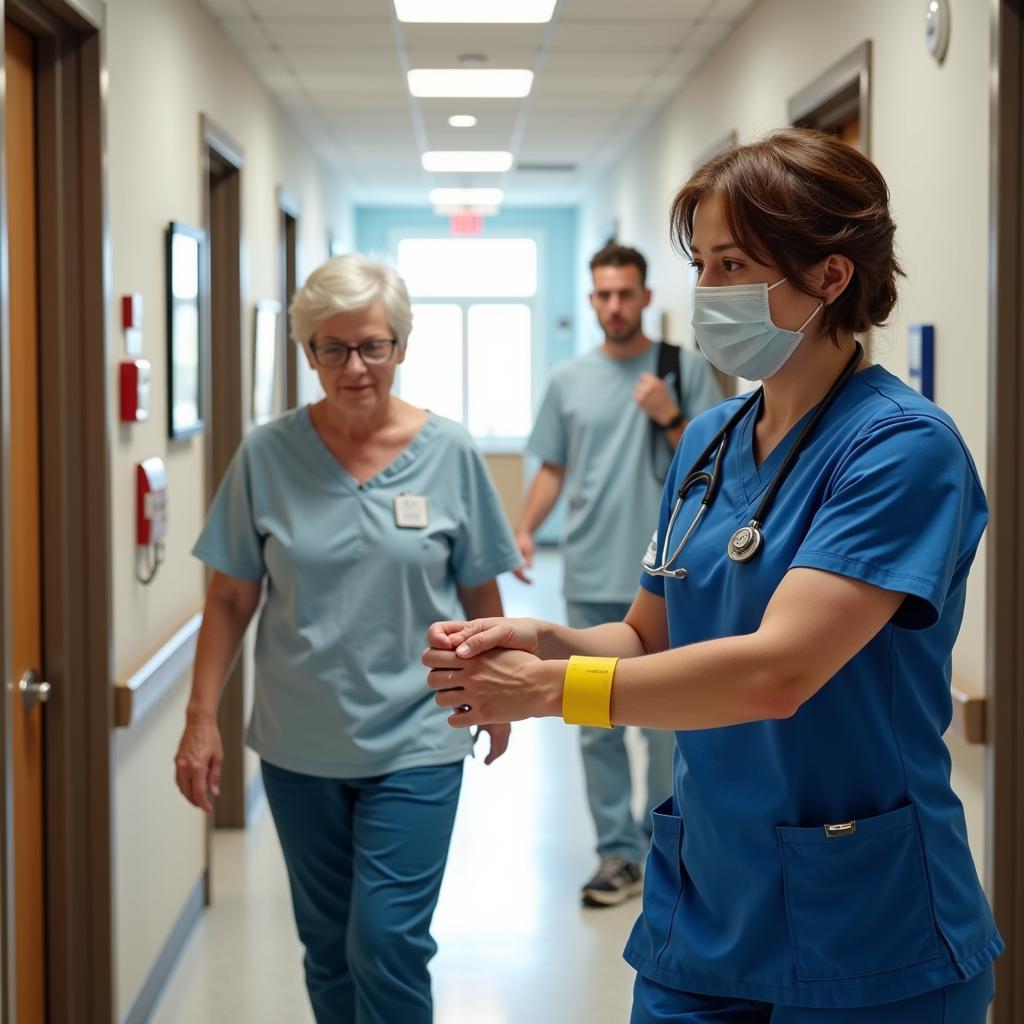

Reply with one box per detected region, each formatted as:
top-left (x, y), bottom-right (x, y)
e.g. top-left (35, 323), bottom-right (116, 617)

top-left (816, 254), bottom-right (856, 305)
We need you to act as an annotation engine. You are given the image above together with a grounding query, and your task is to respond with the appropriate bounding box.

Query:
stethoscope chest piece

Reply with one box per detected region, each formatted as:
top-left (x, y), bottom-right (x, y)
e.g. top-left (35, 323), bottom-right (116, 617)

top-left (727, 522), bottom-right (763, 563)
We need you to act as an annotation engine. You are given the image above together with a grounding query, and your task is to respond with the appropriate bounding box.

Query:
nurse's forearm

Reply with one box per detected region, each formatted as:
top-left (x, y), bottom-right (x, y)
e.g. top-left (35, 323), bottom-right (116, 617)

top-left (528, 633), bottom-right (790, 730)
top-left (534, 619), bottom-right (647, 660)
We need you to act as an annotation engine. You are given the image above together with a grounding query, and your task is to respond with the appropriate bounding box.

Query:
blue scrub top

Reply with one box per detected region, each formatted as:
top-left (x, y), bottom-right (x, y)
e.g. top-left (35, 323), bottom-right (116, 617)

top-left (626, 365), bottom-right (1002, 1008)
top-left (193, 408), bottom-right (520, 779)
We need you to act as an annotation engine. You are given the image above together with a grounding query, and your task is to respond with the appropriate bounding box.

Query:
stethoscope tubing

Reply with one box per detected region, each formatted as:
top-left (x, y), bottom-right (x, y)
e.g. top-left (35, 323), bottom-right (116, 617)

top-left (645, 342), bottom-right (864, 579)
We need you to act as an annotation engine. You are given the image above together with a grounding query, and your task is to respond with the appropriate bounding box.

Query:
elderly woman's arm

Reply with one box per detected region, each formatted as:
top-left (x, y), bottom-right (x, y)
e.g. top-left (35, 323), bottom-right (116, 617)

top-left (175, 571), bottom-right (263, 812)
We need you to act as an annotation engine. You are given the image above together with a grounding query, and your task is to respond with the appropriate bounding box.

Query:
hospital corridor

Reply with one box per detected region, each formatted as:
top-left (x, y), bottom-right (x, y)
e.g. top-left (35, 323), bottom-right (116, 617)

top-left (1, 1), bottom-right (1023, 1023)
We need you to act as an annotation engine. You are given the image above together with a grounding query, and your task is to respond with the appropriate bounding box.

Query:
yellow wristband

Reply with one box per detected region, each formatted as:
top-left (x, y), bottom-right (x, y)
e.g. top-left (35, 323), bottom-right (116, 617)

top-left (562, 656), bottom-right (619, 729)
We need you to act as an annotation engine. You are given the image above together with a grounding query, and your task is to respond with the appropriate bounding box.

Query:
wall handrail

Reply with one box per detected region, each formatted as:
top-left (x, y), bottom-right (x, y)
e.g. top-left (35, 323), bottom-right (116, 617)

top-left (115, 612), bottom-right (202, 728)
top-left (950, 677), bottom-right (986, 745)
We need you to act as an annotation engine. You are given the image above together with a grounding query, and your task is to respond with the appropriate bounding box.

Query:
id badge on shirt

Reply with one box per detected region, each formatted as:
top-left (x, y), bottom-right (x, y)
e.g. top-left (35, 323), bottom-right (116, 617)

top-left (394, 493), bottom-right (429, 529)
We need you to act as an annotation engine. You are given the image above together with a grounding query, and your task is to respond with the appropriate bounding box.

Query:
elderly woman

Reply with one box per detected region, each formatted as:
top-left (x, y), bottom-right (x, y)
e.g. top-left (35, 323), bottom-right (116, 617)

top-left (174, 253), bottom-right (520, 1024)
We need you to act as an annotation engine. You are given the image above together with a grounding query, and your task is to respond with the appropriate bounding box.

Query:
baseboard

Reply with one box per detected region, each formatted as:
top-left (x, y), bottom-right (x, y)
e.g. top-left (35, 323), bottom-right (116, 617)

top-left (121, 874), bottom-right (205, 1024)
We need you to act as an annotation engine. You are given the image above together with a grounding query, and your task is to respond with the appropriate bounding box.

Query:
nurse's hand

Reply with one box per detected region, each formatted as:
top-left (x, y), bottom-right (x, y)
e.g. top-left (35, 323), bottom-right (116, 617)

top-left (427, 616), bottom-right (540, 658)
top-left (423, 646), bottom-right (561, 727)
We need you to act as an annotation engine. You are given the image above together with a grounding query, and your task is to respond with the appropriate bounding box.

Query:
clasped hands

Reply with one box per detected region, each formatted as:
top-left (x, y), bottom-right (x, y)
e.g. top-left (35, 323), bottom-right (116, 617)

top-left (422, 617), bottom-right (562, 734)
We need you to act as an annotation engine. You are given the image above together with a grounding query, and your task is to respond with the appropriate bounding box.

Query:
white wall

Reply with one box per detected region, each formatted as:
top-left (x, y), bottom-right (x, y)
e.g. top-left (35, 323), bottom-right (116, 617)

top-left (105, 0), bottom-right (351, 1015)
top-left (579, 0), bottom-right (990, 870)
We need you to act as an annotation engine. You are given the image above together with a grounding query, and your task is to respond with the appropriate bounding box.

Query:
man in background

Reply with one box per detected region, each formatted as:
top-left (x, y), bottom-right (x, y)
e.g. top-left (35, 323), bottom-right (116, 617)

top-left (515, 243), bottom-right (722, 907)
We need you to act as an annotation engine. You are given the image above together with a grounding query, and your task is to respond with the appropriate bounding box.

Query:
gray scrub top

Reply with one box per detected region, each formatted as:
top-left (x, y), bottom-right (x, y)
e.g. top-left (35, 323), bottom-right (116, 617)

top-left (528, 344), bottom-right (722, 602)
top-left (193, 407), bottom-right (520, 778)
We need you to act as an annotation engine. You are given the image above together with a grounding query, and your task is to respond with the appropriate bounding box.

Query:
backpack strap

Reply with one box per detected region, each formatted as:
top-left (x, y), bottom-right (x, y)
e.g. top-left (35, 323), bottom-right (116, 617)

top-left (650, 341), bottom-right (684, 482)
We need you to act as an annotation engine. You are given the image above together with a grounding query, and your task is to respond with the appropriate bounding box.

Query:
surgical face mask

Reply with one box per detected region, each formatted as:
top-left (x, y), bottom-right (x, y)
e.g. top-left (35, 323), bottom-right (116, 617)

top-left (691, 278), bottom-right (823, 380)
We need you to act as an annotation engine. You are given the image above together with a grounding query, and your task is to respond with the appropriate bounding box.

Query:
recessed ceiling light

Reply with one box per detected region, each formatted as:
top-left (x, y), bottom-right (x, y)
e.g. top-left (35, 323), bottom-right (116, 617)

top-left (430, 188), bottom-right (504, 206)
top-left (395, 0), bottom-right (556, 23)
top-left (408, 69), bottom-right (533, 99)
top-left (422, 151), bottom-right (513, 173)
top-left (449, 114), bottom-right (478, 128)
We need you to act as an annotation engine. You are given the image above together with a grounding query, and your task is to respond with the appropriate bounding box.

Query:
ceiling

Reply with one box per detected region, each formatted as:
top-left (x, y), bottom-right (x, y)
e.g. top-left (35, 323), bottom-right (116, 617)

top-left (199, 0), bottom-right (759, 206)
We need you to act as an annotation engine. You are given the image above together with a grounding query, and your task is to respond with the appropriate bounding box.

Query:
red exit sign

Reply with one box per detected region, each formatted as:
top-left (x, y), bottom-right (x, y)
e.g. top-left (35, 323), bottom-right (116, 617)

top-left (450, 212), bottom-right (483, 236)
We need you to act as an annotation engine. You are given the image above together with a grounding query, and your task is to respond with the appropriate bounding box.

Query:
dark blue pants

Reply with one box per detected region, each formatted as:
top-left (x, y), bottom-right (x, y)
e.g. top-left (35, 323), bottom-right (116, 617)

top-left (261, 759), bottom-right (463, 1024)
top-left (631, 966), bottom-right (995, 1023)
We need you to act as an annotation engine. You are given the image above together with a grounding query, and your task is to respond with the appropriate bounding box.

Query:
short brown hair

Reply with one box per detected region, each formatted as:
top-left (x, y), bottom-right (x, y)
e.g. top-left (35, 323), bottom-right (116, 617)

top-left (670, 128), bottom-right (904, 344)
top-left (590, 243), bottom-right (647, 286)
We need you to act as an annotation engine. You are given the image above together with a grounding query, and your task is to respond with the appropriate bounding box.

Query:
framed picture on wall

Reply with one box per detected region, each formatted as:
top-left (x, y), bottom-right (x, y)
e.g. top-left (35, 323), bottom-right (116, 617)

top-left (165, 220), bottom-right (206, 439)
top-left (252, 299), bottom-right (281, 425)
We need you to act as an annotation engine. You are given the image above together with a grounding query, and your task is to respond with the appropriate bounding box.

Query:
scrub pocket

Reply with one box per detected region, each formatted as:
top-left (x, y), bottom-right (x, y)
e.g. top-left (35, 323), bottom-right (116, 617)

top-left (777, 804), bottom-right (941, 982)
top-left (637, 795), bottom-right (684, 967)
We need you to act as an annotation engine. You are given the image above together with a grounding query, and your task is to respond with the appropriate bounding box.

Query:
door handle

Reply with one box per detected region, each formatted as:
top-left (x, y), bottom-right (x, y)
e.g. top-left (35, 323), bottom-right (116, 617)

top-left (18, 668), bottom-right (51, 711)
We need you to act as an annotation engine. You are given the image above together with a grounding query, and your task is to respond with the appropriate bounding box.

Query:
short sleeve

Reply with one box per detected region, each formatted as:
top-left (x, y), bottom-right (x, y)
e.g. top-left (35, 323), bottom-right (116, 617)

top-left (527, 376), bottom-right (568, 466)
top-left (680, 348), bottom-right (723, 419)
top-left (790, 415), bottom-right (988, 630)
top-left (192, 443), bottom-right (266, 582)
top-left (450, 443), bottom-right (522, 588)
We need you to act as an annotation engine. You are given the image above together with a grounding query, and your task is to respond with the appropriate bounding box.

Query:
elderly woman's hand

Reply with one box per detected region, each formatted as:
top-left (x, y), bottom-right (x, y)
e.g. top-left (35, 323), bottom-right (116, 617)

top-left (475, 723), bottom-right (511, 764)
top-left (423, 646), bottom-right (562, 727)
top-left (174, 715), bottom-right (224, 814)
top-left (426, 616), bottom-right (541, 659)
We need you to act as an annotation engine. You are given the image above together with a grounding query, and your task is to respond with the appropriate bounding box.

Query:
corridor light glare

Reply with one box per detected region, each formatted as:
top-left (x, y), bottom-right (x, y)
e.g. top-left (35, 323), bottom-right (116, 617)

top-left (408, 69), bottom-right (533, 99)
top-left (449, 114), bottom-right (478, 128)
top-left (422, 151), bottom-right (513, 173)
top-left (429, 188), bottom-right (504, 207)
top-left (395, 0), bottom-right (556, 23)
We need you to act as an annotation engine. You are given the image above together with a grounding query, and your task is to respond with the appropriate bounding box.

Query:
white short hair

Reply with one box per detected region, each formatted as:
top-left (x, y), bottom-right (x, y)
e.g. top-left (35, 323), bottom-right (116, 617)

top-left (289, 253), bottom-right (413, 348)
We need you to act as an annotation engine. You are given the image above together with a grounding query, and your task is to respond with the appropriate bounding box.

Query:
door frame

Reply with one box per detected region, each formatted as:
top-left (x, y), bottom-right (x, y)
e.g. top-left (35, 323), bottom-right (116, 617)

top-left (277, 185), bottom-right (300, 411)
top-left (0, 0), bottom-right (114, 1021)
top-left (987, 1), bottom-right (1024, 1019)
top-left (200, 114), bottom-right (249, 832)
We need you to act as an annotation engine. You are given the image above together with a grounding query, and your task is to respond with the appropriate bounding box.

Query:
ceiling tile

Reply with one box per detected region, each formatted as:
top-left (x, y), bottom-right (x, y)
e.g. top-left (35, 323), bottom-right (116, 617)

top-left (558, 0), bottom-right (708, 18)
top-left (546, 22), bottom-right (691, 51)
top-left (249, 0), bottom-right (389, 17)
top-left (219, 17), bottom-right (271, 49)
top-left (199, 0), bottom-right (250, 17)
top-left (265, 20), bottom-right (396, 50)
top-left (706, 0), bottom-right (759, 21)
top-left (683, 19), bottom-right (734, 52)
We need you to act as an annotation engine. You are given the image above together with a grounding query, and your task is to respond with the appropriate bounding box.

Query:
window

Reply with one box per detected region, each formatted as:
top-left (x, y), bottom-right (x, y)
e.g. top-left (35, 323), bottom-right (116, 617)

top-left (396, 237), bottom-right (537, 440)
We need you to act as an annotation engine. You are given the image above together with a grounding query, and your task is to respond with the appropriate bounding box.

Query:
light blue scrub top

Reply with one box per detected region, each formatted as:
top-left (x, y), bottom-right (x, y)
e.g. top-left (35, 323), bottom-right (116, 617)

top-left (528, 345), bottom-right (721, 603)
top-left (193, 408), bottom-right (520, 779)
top-left (626, 365), bottom-right (1002, 1008)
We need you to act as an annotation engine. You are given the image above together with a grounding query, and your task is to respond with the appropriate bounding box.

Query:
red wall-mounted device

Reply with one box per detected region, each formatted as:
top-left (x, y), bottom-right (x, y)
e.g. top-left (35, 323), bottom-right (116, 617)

top-left (136, 457), bottom-right (168, 547)
top-left (120, 359), bottom-right (152, 422)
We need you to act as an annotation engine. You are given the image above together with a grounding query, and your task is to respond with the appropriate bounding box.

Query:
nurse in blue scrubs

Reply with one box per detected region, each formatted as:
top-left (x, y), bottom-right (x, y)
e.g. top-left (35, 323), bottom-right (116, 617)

top-left (423, 129), bottom-right (1002, 1022)
top-left (174, 254), bottom-right (521, 1024)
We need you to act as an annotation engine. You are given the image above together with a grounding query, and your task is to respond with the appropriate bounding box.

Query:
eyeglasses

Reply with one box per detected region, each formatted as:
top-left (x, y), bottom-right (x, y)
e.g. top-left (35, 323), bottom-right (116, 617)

top-left (308, 337), bottom-right (397, 368)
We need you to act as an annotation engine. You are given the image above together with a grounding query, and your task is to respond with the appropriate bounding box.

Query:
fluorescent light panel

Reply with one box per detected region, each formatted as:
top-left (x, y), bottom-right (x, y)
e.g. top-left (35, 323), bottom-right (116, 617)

top-left (423, 151), bottom-right (512, 173)
top-left (430, 188), bottom-right (503, 206)
top-left (408, 69), bottom-right (533, 98)
top-left (395, 0), bottom-right (556, 23)
top-left (449, 114), bottom-right (478, 128)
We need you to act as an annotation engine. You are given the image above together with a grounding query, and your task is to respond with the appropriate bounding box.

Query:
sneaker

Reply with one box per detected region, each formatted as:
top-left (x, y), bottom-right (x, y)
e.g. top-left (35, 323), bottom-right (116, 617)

top-left (581, 856), bottom-right (643, 907)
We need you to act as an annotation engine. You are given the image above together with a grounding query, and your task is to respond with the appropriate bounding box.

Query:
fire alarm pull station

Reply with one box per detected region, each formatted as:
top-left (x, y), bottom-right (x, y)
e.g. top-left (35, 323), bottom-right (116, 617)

top-left (136, 457), bottom-right (167, 584)
top-left (120, 359), bottom-right (152, 422)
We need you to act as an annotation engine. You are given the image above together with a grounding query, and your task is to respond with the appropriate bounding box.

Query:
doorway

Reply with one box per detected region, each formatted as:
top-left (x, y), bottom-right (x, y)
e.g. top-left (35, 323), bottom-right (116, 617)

top-left (201, 115), bottom-right (249, 832)
top-left (0, 1), bottom-right (113, 1021)
top-left (987, 2), bottom-right (1023, 1020)
top-left (788, 41), bottom-right (872, 155)
top-left (278, 186), bottom-right (300, 411)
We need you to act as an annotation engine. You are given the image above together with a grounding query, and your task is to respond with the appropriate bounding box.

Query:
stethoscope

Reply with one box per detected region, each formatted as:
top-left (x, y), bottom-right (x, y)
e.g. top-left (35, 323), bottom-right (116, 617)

top-left (642, 342), bottom-right (864, 580)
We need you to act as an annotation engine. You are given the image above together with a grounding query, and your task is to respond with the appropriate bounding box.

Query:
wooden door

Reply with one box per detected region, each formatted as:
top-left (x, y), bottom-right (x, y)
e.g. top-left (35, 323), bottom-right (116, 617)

top-left (6, 19), bottom-right (46, 1024)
